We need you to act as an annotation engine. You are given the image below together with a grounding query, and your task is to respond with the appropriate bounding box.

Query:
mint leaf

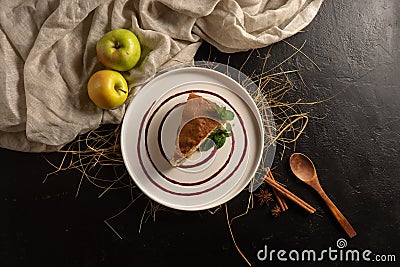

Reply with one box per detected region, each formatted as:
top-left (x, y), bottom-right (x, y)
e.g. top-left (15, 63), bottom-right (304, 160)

top-left (211, 130), bottom-right (227, 149)
top-left (225, 122), bottom-right (232, 132)
top-left (215, 103), bottom-right (222, 116)
top-left (199, 138), bottom-right (214, 152)
top-left (221, 109), bottom-right (235, 121)
top-left (199, 126), bottom-right (233, 152)
top-left (215, 103), bottom-right (235, 121)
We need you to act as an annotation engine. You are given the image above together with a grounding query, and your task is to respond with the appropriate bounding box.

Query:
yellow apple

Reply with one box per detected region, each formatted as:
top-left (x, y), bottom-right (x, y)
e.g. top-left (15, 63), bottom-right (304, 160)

top-left (87, 70), bottom-right (128, 110)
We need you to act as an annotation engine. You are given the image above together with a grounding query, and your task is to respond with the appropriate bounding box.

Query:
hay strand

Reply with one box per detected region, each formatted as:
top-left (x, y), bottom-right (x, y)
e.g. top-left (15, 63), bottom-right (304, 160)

top-left (225, 203), bottom-right (252, 266)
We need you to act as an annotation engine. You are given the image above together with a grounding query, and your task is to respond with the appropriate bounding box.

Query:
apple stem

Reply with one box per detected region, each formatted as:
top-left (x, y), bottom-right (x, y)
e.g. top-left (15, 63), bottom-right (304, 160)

top-left (116, 88), bottom-right (127, 94)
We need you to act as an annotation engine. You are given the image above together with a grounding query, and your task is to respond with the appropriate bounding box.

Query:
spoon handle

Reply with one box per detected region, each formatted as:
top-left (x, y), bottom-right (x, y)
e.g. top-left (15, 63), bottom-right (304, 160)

top-left (317, 188), bottom-right (357, 238)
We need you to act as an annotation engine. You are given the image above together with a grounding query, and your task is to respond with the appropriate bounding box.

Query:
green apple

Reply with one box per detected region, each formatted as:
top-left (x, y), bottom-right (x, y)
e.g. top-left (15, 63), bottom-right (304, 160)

top-left (96, 28), bottom-right (141, 71)
top-left (87, 70), bottom-right (128, 110)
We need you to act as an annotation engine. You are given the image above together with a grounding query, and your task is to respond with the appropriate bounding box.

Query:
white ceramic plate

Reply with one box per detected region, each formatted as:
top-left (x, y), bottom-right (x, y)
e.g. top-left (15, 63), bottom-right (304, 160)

top-left (121, 67), bottom-right (264, 210)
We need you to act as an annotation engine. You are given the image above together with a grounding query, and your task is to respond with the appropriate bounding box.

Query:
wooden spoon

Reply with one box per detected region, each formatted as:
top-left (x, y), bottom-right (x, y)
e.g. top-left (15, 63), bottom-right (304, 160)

top-left (289, 153), bottom-right (357, 238)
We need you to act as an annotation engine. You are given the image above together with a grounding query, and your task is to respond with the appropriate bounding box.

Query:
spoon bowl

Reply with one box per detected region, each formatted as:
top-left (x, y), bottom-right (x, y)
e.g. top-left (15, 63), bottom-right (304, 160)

top-left (289, 153), bottom-right (317, 182)
top-left (289, 153), bottom-right (357, 238)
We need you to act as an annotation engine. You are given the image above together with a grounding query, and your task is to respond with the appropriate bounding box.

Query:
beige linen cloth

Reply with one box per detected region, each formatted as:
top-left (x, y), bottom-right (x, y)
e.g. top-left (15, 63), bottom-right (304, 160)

top-left (0, 0), bottom-right (323, 152)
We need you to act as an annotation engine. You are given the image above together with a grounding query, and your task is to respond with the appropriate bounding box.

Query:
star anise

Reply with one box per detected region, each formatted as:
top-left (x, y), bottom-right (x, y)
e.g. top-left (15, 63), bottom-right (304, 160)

top-left (255, 188), bottom-right (274, 206)
top-left (271, 204), bottom-right (281, 218)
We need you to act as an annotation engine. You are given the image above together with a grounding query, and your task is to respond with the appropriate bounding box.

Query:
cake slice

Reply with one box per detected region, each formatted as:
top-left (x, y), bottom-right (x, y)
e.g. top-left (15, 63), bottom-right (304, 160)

top-left (170, 93), bottom-right (223, 166)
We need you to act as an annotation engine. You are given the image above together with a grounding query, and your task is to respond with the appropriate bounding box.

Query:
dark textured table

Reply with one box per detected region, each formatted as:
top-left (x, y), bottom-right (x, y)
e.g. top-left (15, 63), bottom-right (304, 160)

top-left (1, 1), bottom-right (399, 266)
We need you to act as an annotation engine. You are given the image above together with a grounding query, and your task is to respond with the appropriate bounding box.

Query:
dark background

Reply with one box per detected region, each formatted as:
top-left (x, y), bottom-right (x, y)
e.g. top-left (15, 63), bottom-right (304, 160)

top-left (1, 1), bottom-right (399, 266)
